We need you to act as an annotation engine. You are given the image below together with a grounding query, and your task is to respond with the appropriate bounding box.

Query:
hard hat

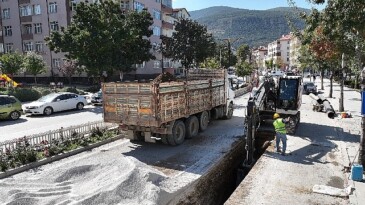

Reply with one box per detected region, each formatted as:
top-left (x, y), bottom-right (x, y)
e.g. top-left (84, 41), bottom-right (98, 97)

top-left (273, 113), bottom-right (280, 119)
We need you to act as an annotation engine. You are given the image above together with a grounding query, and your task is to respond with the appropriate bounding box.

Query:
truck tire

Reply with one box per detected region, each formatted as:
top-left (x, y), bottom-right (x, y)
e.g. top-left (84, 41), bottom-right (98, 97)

top-left (167, 120), bottom-right (186, 146)
top-left (130, 131), bottom-right (143, 141)
top-left (161, 134), bottom-right (169, 145)
top-left (223, 103), bottom-right (234, 120)
top-left (185, 116), bottom-right (199, 139)
top-left (199, 111), bottom-right (209, 132)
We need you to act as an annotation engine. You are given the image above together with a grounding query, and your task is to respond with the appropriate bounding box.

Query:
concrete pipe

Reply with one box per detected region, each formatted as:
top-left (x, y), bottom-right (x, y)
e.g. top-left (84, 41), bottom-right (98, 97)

top-left (323, 100), bottom-right (335, 118)
top-left (309, 93), bottom-right (321, 103)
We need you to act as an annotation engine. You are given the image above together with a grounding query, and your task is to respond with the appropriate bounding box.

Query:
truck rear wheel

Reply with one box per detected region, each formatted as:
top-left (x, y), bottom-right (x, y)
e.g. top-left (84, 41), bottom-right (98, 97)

top-left (167, 120), bottom-right (186, 146)
top-left (199, 111), bottom-right (209, 132)
top-left (185, 116), bottom-right (199, 139)
top-left (223, 103), bottom-right (233, 119)
top-left (161, 134), bottom-right (169, 145)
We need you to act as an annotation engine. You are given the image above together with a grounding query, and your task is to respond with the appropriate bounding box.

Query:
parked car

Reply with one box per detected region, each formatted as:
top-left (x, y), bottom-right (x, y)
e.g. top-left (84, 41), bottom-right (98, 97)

top-left (0, 95), bottom-right (22, 120)
top-left (303, 82), bottom-right (317, 94)
top-left (22, 92), bottom-right (87, 116)
top-left (91, 90), bottom-right (103, 105)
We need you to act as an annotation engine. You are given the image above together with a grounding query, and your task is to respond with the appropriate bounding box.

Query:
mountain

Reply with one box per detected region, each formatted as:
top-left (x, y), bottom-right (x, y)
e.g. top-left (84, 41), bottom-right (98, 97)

top-left (190, 6), bottom-right (308, 47)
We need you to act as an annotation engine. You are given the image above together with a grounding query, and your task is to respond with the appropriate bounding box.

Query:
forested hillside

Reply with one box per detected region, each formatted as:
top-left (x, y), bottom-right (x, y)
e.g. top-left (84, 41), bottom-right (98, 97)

top-left (190, 6), bottom-right (308, 47)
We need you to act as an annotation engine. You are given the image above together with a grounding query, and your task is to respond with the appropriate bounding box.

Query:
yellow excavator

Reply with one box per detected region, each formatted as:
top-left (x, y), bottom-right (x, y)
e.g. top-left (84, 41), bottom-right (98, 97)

top-left (0, 74), bottom-right (19, 87)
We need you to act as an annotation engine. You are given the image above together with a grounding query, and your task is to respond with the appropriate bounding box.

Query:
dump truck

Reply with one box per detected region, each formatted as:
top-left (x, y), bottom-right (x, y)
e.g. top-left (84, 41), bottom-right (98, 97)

top-left (102, 69), bottom-right (235, 145)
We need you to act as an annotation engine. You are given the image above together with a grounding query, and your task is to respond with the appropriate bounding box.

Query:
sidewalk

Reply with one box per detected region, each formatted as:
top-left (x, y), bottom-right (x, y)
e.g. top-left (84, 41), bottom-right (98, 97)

top-left (225, 77), bottom-right (364, 205)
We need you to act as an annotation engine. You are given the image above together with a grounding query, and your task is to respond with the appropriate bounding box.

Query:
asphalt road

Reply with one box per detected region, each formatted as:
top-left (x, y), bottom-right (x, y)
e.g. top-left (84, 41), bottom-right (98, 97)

top-left (0, 105), bottom-right (103, 142)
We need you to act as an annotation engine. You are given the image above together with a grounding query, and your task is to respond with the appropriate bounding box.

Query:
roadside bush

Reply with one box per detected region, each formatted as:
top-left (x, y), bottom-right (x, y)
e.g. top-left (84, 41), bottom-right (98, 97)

top-left (65, 87), bottom-right (79, 94)
top-left (0, 160), bottom-right (8, 172)
top-left (6, 88), bottom-right (41, 102)
top-left (344, 80), bottom-right (352, 86)
top-left (85, 85), bottom-right (100, 93)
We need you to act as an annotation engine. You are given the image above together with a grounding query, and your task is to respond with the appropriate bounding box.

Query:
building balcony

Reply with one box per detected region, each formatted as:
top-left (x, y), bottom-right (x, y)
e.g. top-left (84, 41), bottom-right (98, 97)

top-left (19, 0), bottom-right (31, 4)
top-left (20, 16), bottom-right (32, 22)
top-left (162, 20), bottom-right (173, 30)
top-left (22, 33), bottom-right (33, 40)
top-left (162, 5), bottom-right (173, 13)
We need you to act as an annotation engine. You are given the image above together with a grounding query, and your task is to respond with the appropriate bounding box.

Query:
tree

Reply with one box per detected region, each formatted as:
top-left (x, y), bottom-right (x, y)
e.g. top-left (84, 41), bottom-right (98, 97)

top-left (23, 52), bottom-right (46, 84)
top-left (59, 59), bottom-right (79, 85)
top-left (265, 59), bottom-right (274, 69)
top-left (0, 52), bottom-right (24, 76)
top-left (46, 1), bottom-right (154, 81)
top-left (214, 43), bottom-right (237, 69)
top-left (165, 18), bottom-right (216, 71)
top-left (237, 44), bottom-right (250, 63)
top-left (199, 57), bottom-right (220, 69)
top-left (236, 61), bottom-right (254, 78)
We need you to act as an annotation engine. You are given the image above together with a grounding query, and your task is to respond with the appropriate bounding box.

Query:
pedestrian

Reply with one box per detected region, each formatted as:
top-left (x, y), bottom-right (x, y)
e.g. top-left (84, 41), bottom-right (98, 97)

top-left (273, 113), bottom-right (290, 155)
top-left (313, 74), bottom-right (316, 82)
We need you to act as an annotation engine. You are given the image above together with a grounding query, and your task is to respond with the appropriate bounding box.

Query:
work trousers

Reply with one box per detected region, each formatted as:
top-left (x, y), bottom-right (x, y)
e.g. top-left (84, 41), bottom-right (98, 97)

top-left (276, 132), bottom-right (287, 153)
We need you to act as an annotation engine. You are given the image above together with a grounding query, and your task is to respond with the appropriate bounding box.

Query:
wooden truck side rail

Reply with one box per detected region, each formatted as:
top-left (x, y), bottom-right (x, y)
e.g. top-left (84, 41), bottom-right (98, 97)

top-left (102, 77), bottom-right (226, 128)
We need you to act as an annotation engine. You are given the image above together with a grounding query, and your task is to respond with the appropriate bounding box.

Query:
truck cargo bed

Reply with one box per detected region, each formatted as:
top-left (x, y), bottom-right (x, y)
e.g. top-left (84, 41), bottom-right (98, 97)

top-left (103, 70), bottom-right (227, 128)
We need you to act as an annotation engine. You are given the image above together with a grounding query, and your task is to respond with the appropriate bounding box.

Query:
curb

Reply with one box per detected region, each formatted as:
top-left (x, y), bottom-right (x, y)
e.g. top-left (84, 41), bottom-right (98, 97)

top-left (0, 135), bottom-right (123, 179)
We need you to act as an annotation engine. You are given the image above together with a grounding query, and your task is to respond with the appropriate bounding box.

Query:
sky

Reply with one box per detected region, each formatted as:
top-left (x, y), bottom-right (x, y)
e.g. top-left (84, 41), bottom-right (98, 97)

top-left (172, 0), bottom-right (325, 12)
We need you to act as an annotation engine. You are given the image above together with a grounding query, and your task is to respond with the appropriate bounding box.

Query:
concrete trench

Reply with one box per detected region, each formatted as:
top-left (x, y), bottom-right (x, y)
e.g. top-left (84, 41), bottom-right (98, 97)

top-left (171, 133), bottom-right (270, 205)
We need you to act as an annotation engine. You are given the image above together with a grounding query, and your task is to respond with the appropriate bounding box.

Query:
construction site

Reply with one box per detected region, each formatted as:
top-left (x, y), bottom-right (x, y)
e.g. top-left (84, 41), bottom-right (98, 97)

top-left (0, 73), bottom-right (363, 205)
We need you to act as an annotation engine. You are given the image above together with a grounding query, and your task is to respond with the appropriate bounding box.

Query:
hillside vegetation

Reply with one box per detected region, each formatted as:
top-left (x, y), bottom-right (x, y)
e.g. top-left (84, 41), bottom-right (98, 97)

top-left (190, 6), bottom-right (308, 47)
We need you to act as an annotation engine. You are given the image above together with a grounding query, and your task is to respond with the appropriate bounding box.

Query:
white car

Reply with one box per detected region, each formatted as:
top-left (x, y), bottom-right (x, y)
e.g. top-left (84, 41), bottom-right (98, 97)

top-left (22, 92), bottom-right (87, 116)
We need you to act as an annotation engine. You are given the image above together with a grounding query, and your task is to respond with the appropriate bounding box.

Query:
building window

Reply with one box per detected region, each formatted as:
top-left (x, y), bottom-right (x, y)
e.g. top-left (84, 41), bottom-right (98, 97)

top-left (35, 42), bottom-right (43, 52)
top-left (33, 5), bottom-right (41, 15)
top-left (154, 61), bottom-right (161, 69)
top-left (20, 5), bottom-right (32, 16)
top-left (50, 21), bottom-right (59, 31)
top-left (70, 0), bottom-right (77, 11)
top-left (134, 1), bottom-right (145, 12)
top-left (152, 26), bottom-right (161, 36)
top-left (0, 44), bottom-right (3, 53)
top-left (287, 58), bottom-right (290, 62)
top-left (2, 8), bottom-right (10, 19)
top-left (153, 9), bottom-right (161, 20)
top-left (4, 43), bottom-right (13, 53)
top-left (23, 24), bottom-right (32, 34)
top-left (136, 62), bottom-right (145, 69)
top-left (4, 26), bottom-right (12, 36)
top-left (120, 1), bottom-right (129, 10)
top-left (34, 23), bottom-right (42, 34)
top-left (52, 58), bottom-right (61, 68)
top-left (23, 42), bottom-right (33, 52)
top-left (49, 2), bottom-right (57, 13)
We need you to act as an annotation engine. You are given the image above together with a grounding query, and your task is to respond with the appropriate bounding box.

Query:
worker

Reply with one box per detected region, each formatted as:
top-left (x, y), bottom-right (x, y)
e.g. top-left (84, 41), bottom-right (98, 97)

top-left (273, 113), bottom-right (289, 155)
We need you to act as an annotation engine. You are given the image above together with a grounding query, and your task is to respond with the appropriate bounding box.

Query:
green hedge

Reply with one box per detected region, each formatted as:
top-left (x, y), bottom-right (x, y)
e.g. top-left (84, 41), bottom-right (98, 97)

top-left (0, 88), bottom-right (41, 102)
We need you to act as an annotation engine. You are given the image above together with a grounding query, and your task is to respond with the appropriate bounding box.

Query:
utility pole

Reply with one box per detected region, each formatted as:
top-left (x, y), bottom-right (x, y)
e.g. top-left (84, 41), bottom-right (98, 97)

top-left (359, 34), bottom-right (365, 166)
top-left (360, 67), bottom-right (365, 167)
top-left (219, 37), bottom-right (244, 69)
top-left (339, 53), bottom-right (345, 112)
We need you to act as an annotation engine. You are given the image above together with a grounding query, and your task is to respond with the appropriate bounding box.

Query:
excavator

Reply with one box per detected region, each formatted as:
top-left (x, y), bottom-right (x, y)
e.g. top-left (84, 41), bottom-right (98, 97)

top-left (242, 74), bottom-right (303, 169)
top-left (0, 74), bottom-right (19, 87)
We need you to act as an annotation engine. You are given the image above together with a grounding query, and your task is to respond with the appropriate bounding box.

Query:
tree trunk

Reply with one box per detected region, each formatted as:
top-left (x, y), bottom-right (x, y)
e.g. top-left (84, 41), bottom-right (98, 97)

top-left (34, 75), bottom-right (37, 84)
top-left (329, 72), bottom-right (333, 98)
top-left (68, 76), bottom-right (72, 85)
top-left (320, 69), bottom-right (324, 90)
top-left (119, 71), bottom-right (124, 81)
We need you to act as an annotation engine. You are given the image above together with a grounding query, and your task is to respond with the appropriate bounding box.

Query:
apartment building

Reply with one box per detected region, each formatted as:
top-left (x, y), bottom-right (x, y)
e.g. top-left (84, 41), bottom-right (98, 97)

top-left (0, 0), bottom-right (187, 79)
top-left (0, 0), bottom-right (70, 77)
top-left (289, 34), bottom-right (301, 70)
top-left (266, 34), bottom-right (292, 70)
top-left (252, 46), bottom-right (267, 69)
